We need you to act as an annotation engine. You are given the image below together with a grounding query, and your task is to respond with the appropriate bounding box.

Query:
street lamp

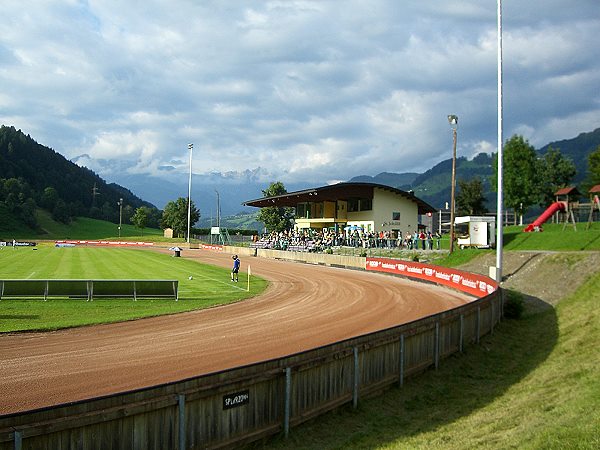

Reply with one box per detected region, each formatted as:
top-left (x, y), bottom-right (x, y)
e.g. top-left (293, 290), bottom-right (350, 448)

top-left (447, 115), bottom-right (458, 254)
top-left (215, 189), bottom-right (220, 228)
top-left (187, 143), bottom-right (193, 244)
top-left (117, 198), bottom-right (123, 238)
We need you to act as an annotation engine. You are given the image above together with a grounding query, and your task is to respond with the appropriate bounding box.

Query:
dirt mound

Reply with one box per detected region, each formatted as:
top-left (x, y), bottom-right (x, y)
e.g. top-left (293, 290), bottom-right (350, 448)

top-left (458, 251), bottom-right (600, 312)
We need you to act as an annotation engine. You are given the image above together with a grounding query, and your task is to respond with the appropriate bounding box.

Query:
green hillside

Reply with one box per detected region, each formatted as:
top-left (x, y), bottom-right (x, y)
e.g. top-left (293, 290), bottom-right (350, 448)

top-left (539, 127), bottom-right (600, 184)
top-left (347, 127), bottom-right (600, 211)
top-left (0, 125), bottom-right (161, 229)
top-left (1, 209), bottom-right (163, 241)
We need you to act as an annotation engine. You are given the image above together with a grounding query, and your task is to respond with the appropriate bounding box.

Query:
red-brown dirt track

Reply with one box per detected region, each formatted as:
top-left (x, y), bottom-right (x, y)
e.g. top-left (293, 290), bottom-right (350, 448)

top-left (0, 249), bottom-right (472, 415)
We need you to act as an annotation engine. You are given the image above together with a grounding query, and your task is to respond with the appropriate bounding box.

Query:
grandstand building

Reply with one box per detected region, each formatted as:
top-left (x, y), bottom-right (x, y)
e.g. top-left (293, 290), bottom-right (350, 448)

top-left (243, 182), bottom-right (435, 235)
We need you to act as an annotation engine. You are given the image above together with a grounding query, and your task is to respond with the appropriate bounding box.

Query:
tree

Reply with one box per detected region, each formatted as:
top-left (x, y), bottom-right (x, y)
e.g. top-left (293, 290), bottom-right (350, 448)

top-left (537, 147), bottom-right (576, 207)
top-left (161, 197), bottom-right (200, 238)
top-left (584, 145), bottom-right (600, 190)
top-left (492, 135), bottom-right (540, 224)
top-left (456, 177), bottom-right (487, 216)
top-left (52, 199), bottom-right (71, 224)
top-left (40, 187), bottom-right (59, 211)
top-left (131, 206), bottom-right (149, 235)
top-left (256, 181), bottom-right (294, 232)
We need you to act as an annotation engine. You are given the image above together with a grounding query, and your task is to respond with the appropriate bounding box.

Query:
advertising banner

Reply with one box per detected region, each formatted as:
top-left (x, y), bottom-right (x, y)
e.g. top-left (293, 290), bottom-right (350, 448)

top-left (201, 244), bottom-right (224, 252)
top-left (366, 257), bottom-right (497, 298)
top-left (54, 240), bottom-right (154, 247)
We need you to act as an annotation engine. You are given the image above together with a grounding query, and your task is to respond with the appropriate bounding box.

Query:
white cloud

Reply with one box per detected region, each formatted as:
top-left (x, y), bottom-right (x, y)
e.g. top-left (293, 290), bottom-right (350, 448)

top-left (0, 0), bottom-right (598, 190)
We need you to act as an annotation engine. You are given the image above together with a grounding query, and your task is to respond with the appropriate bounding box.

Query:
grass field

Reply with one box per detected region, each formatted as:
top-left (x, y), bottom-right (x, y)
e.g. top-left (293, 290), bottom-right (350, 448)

top-left (0, 245), bottom-right (267, 332)
top-left (33, 210), bottom-right (165, 240)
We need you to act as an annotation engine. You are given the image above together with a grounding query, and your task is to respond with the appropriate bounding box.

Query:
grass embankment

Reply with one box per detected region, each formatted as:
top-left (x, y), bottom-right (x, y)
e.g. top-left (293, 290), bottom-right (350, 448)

top-left (261, 273), bottom-right (599, 449)
top-left (0, 246), bottom-right (267, 332)
top-left (503, 223), bottom-right (600, 251)
top-left (33, 209), bottom-right (164, 240)
top-left (253, 224), bottom-right (600, 449)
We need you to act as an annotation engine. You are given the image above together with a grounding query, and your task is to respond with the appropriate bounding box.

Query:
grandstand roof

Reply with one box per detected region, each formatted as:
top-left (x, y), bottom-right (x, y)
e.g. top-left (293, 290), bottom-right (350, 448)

top-left (243, 182), bottom-right (436, 215)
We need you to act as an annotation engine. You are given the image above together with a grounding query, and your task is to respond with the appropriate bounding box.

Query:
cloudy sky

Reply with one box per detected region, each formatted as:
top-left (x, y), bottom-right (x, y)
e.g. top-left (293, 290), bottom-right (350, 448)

top-left (2, 0), bottom-right (599, 188)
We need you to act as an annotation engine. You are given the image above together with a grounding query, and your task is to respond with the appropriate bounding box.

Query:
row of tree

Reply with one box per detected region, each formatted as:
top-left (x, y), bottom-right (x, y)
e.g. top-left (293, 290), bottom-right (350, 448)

top-left (253, 135), bottom-right (600, 233)
top-left (454, 135), bottom-right (600, 222)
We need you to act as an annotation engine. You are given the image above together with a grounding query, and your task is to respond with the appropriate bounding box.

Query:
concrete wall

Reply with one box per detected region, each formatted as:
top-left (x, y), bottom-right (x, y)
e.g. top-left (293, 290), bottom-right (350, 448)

top-left (255, 248), bottom-right (365, 269)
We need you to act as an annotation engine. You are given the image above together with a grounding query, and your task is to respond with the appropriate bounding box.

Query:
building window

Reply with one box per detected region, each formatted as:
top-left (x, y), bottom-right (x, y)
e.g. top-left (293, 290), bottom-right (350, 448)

top-left (296, 203), bottom-right (309, 218)
top-left (360, 198), bottom-right (372, 211)
top-left (348, 198), bottom-right (359, 212)
top-left (392, 211), bottom-right (401, 220)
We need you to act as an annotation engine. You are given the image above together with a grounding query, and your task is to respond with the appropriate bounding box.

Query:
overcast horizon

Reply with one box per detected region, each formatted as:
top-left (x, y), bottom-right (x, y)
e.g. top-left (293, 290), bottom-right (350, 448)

top-left (2, 1), bottom-right (599, 188)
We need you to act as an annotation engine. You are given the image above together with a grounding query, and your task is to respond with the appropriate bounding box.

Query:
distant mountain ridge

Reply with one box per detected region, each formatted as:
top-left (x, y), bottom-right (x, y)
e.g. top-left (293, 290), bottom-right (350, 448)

top-left (349, 128), bottom-right (600, 209)
top-left (0, 125), bottom-right (157, 229)
top-left (2, 124), bottom-right (599, 231)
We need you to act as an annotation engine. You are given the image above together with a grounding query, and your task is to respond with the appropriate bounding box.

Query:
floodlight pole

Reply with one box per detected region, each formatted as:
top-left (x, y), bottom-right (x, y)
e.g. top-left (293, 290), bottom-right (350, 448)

top-left (215, 189), bottom-right (220, 228)
top-left (495, 0), bottom-right (504, 282)
top-left (118, 198), bottom-right (123, 238)
top-left (187, 143), bottom-right (193, 244)
top-left (448, 115), bottom-right (458, 254)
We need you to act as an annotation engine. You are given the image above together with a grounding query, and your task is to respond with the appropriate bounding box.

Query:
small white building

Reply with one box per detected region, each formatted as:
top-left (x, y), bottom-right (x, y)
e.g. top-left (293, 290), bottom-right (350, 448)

top-left (455, 216), bottom-right (496, 249)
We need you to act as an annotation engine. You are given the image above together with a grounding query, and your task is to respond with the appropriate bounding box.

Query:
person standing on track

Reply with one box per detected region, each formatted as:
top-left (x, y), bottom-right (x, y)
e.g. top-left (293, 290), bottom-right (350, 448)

top-left (231, 255), bottom-right (240, 282)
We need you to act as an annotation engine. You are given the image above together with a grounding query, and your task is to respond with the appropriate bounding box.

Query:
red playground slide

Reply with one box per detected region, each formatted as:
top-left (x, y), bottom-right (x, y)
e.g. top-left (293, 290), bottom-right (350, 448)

top-left (523, 202), bottom-right (565, 232)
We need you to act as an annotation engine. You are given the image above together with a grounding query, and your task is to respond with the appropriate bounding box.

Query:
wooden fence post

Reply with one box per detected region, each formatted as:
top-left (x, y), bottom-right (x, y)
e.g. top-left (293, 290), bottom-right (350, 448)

top-left (477, 306), bottom-right (481, 344)
top-left (284, 367), bottom-right (291, 438)
top-left (459, 314), bottom-right (464, 353)
top-left (434, 322), bottom-right (440, 370)
top-left (178, 393), bottom-right (186, 450)
top-left (353, 347), bottom-right (359, 409)
top-left (14, 430), bottom-right (22, 450)
top-left (399, 334), bottom-right (405, 387)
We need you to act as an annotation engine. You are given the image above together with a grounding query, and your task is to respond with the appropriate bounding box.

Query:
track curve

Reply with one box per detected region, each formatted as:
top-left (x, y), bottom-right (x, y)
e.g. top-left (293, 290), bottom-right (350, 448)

top-left (0, 250), bottom-right (472, 415)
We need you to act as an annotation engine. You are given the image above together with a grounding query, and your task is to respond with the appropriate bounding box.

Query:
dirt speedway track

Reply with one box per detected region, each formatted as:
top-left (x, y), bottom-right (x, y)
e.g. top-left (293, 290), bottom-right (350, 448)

top-left (0, 249), bottom-right (472, 415)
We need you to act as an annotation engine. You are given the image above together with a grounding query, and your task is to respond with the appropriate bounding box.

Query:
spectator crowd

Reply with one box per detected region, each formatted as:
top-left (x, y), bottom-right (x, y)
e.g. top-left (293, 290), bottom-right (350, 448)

top-left (250, 228), bottom-right (442, 252)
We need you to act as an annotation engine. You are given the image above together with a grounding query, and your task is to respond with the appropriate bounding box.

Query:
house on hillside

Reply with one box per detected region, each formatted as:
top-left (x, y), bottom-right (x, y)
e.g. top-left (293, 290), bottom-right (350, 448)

top-left (243, 182), bottom-right (435, 236)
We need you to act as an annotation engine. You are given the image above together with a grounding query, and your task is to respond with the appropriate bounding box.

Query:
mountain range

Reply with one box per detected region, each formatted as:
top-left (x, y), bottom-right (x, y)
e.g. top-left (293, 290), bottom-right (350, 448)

top-left (2, 124), bottom-right (599, 232)
top-left (103, 128), bottom-right (599, 221)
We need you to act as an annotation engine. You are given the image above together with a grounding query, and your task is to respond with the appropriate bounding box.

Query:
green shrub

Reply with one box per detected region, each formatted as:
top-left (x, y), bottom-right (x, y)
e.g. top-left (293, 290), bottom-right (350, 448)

top-left (411, 252), bottom-right (420, 262)
top-left (359, 250), bottom-right (367, 257)
top-left (504, 289), bottom-right (525, 319)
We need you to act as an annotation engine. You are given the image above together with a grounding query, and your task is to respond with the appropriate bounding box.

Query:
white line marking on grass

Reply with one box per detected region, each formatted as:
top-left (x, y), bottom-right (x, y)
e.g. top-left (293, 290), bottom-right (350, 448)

top-left (26, 272), bottom-right (36, 279)
top-left (144, 255), bottom-right (247, 291)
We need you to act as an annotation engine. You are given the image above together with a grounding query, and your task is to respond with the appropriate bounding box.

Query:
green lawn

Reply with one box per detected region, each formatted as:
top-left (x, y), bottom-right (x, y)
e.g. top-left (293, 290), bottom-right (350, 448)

top-left (32, 209), bottom-right (164, 240)
top-left (503, 223), bottom-right (600, 250)
top-left (0, 245), bottom-right (267, 332)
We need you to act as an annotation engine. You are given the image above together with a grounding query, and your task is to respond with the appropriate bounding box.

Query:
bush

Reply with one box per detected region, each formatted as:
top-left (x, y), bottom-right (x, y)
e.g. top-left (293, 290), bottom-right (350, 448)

top-left (504, 289), bottom-right (525, 319)
top-left (411, 252), bottom-right (420, 262)
top-left (359, 250), bottom-right (367, 257)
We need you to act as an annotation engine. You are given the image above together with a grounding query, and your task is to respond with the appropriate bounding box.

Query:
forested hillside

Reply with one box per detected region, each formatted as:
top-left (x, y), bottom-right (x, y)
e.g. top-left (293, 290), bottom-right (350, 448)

top-left (351, 128), bottom-right (600, 210)
top-left (0, 126), bottom-right (160, 232)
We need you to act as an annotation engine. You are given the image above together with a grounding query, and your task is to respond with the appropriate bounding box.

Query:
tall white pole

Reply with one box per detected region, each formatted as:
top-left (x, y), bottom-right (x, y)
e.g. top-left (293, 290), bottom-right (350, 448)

top-left (495, 0), bottom-right (504, 282)
top-left (187, 143), bottom-right (193, 244)
top-left (449, 126), bottom-right (457, 254)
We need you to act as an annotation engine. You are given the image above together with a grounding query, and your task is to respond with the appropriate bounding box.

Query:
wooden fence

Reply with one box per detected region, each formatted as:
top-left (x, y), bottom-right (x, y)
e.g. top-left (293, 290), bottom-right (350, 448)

top-left (0, 266), bottom-right (501, 449)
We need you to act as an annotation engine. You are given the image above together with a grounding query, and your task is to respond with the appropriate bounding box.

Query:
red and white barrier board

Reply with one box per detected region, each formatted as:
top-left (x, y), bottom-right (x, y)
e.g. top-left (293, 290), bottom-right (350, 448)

top-left (200, 244), bottom-right (224, 251)
top-left (366, 257), bottom-right (497, 298)
top-left (55, 240), bottom-right (155, 247)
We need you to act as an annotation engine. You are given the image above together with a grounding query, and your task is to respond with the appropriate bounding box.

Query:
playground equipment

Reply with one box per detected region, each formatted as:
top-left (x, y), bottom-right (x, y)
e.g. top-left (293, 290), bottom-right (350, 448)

top-left (523, 202), bottom-right (566, 232)
top-left (586, 185), bottom-right (600, 229)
